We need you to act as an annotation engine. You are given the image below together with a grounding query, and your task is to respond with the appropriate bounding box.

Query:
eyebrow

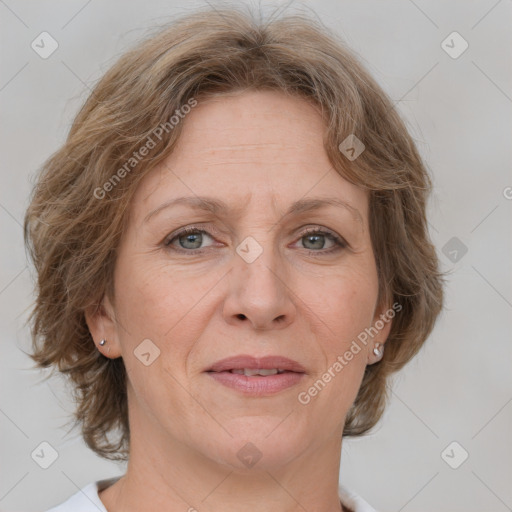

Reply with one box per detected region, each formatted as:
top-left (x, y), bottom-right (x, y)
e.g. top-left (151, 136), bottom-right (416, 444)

top-left (144, 195), bottom-right (363, 225)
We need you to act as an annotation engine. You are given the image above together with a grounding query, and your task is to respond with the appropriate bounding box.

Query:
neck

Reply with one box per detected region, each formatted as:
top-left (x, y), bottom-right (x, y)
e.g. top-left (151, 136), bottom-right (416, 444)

top-left (100, 411), bottom-right (345, 512)
top-left (100, 436), bottom-right (348, 512)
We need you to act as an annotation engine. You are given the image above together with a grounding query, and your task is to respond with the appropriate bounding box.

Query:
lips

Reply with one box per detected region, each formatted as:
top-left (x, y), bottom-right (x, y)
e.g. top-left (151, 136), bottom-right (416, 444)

top-left (206, 355), bottom-right (306, 396)
top-left (207, 355), bottom-right (306, 374)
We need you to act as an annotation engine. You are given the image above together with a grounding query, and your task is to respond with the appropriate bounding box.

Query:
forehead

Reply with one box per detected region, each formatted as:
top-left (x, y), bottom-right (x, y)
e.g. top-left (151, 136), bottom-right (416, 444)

top-left (130, 90), bottom-right (368, 223)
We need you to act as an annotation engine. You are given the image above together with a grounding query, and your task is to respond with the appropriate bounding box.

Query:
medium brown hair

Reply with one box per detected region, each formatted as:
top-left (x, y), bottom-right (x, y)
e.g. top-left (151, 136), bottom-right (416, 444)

top-left (24, 5), bottom-right (443, 461)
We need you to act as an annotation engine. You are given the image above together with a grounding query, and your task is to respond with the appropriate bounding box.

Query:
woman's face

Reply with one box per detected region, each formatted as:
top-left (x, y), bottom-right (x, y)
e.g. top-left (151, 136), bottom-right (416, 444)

top-left (92, 90), bottom-right (391, 470)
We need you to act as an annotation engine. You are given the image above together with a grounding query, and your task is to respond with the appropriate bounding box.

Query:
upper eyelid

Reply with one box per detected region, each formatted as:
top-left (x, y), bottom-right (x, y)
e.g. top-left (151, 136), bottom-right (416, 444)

top-left (299, 226), bottom-right (340, 237)
top-left (168, 224), bottom-right (339, 238)
top-left (165, 224), bottom-right (346, 248)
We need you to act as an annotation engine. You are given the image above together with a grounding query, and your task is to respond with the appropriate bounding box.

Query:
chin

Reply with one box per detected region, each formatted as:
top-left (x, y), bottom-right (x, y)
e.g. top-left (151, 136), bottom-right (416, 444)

top-left (196, 415), bottom-right (313, 472)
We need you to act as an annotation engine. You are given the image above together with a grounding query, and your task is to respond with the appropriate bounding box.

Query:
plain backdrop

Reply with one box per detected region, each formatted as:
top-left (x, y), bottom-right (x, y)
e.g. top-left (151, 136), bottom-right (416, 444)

top-left (1, 1), bottom-right (511, 511)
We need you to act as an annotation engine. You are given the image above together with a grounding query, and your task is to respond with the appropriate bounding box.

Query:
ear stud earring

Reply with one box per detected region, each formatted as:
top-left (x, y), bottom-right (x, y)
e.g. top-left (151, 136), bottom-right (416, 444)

top-left (373, 343), bottom-right (383, 359)
top-left (99, 338), bottom-right (111, 355)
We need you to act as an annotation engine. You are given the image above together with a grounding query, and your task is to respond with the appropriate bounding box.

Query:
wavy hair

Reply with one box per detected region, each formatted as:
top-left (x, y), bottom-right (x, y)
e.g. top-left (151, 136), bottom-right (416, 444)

top-left (24, 5), bottom-right (444, 461)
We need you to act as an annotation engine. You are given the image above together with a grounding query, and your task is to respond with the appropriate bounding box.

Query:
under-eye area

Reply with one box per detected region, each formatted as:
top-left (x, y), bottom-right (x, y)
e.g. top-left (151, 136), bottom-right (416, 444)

top-left (22, 5), bottom-right (445, 512)
top-left (158, 223), bottom-right (350, 259)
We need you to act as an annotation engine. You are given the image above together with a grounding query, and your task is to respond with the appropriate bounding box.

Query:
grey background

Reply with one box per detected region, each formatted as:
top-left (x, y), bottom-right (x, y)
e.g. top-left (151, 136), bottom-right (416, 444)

top-left (1, 0), bottom-right (511, 511)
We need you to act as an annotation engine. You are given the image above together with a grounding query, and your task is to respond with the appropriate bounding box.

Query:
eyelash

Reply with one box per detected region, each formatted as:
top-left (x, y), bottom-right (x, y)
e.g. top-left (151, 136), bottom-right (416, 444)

top-left (163, 225), bottom-right (347, 256)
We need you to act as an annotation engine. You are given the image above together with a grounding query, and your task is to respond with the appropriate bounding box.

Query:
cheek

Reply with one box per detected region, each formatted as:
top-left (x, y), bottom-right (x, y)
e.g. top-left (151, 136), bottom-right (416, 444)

top-left (308, 260), bottom-right (379, 347)
top-left (112, 258), bottom-right (210, 417)
top-left (114, 256), bottom-right (203, 335)
top-left (305, 265), bottom-right (376, 383)
top-left (112, 255), bottom-right (224, 383)
top-left (298, 269), bottom-right (376, 417)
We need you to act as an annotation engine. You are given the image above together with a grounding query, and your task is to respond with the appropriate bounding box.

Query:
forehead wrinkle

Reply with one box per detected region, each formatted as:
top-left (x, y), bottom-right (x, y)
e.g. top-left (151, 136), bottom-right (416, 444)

top-left (204, 143), bottom-right (288, 151)
top-left (143, 192), bottom-right (252, 224)
top-left (143, 193), bottom-right (363, 230)
top-left (283, 197), bottom-right (364, 227)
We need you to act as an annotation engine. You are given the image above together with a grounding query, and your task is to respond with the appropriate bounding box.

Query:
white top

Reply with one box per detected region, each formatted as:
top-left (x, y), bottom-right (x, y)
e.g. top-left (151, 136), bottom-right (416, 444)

top-left (46, 476), bottom-right (378, 512)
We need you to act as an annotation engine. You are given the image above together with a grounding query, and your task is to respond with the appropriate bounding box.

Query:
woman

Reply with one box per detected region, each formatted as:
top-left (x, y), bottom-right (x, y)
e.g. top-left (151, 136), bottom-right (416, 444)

top-left (25, 6), bottom-right (443, 512)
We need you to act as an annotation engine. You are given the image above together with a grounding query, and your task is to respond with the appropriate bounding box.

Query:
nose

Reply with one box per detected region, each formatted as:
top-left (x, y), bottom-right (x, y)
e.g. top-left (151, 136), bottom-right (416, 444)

top-left (222, 247), bottom-right (296, 331)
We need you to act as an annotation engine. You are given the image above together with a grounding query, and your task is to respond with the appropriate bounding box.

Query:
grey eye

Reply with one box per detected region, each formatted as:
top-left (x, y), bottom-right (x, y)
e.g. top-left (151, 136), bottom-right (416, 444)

top-left (179, 232), bottom-right (204, 249)
top-left (166, 229), bottom-right (215, 251)
top-left (302, 233), bottom-right (327, 250)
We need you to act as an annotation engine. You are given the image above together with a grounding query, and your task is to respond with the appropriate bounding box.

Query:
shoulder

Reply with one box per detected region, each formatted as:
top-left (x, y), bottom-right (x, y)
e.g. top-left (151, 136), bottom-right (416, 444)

top-left (44, 476), bottom-right (122, 512)
top-left (339, 484), bottom-right (379, 512)
top-left (44, 477), bottom-right (375, 512)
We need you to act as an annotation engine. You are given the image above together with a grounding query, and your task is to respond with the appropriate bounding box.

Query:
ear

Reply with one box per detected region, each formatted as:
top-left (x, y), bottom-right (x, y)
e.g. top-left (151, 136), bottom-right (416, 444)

top-left (84, 294), bottom-right (123, 359)
top-left (366, 300), bottom-right (396, 365)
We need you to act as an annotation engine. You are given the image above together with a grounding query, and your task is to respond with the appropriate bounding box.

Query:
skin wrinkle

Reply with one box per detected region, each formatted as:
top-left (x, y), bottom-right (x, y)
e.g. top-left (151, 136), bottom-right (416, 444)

top-left (143, 195), bottom-right (364, 230)
top-left (87, 90), bottom-right (391, 512)
top-left (23, 11), bottom-right (444, 511)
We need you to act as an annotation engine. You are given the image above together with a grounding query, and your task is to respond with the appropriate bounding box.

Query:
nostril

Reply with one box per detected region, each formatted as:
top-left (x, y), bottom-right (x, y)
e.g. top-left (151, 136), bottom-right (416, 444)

top-left (236, 314), bottom-right (247, 320)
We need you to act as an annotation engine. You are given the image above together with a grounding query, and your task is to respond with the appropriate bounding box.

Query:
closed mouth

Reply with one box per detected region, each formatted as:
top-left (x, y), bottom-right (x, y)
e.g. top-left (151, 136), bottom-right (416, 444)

top-left (206, 355), bottom-right (306, 375)
top-left (227, 368), bottom-right (288, 376)
top-left (205, 355), bottom-right (306, 395)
